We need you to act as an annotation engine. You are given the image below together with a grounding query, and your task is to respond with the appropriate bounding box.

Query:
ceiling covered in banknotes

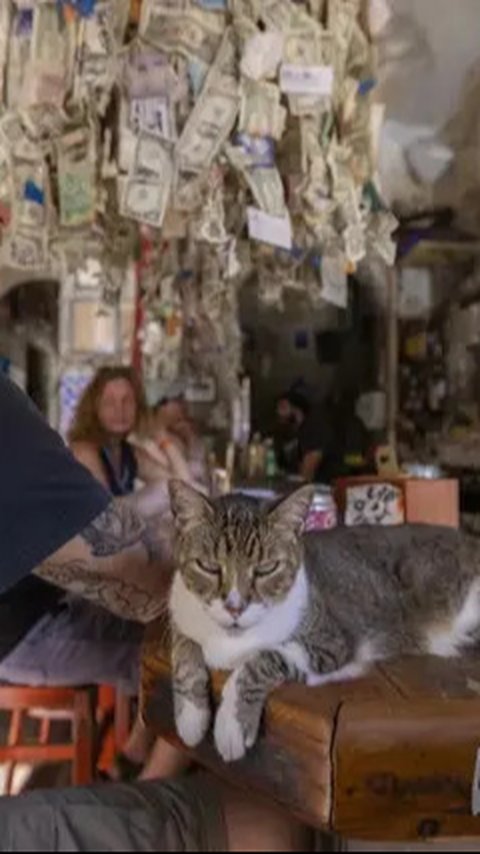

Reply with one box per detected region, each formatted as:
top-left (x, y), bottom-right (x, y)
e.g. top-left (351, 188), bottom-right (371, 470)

top-left (0, 0), bottom-right (479, 401)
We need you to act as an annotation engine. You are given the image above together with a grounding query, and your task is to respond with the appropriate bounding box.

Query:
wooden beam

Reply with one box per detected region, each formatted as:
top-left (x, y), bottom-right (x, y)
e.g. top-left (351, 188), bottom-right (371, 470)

top-left (400, 240), bottom-right (480, 269)
top-left (386, 266), bottom-right (399, 451)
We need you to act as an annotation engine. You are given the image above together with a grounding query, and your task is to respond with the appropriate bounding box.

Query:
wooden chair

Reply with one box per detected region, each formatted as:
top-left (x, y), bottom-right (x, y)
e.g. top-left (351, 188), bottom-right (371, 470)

top-left (95, 686), bottom-right (132, 774)
top-left (0, 685), bottom-right (95, 795)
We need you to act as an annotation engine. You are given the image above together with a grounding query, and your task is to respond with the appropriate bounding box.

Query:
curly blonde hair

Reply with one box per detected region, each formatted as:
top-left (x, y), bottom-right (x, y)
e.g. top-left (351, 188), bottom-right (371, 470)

top-left (68, 366), bottom-right (146, 445)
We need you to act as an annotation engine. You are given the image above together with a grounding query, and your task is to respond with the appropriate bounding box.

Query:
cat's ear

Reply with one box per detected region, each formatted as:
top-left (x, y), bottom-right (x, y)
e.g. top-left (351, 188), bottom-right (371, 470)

top-left (169, 480), bottom-right (214, 532)
top-left (267, 485), bottom-right (315, 535)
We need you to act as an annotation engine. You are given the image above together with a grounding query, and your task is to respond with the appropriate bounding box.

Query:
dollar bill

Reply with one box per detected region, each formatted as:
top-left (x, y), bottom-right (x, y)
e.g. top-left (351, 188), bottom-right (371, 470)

top-left (26, 2), bottom-right (73, 107)
top-left (125, 47), bottom-right (180, 99)
top-left (121, 177), bottom-right (170, 228)
top-left (31, 2), bottom-right (69, 66)
top-left (228, 0), bottom-right (259, 18)
top-left (4, 227), bottom-right (48, 271)
top-left (244, 168), bottom-right (286, 217)
top-left (225, 142), bottom-right (286, 217)
top-left (239, 81), bottom-right (286, 141)
top-left (13, 160), bottom-right (48, 230)
top-left (135, 132), bottom-right (173, 178)
top-left (75, 0), bottom-right (123, 106)
top-left (57, 128), bottom-right (96, 228)
top-left (130, 95), bottom-right (177, 142)
top-left (141, 3), bottom-right (225, 66)
top-left (7, 6), bottom-right (34, 109)
top-left (368, 210), bottom-right (398, 267)
top-left (121, 132), bottom-right (173, 227)
top-left (176, 28), bottom-right (239, 173)
top-left (0, 0), bottom-right (11, 103)
top-left (173, 170), bottom-right (208, 212)
top-left (240, 29), bottom-right (284, 81)
top-left (283, 11), bottom-right (324, 66)
top-left (258, 0), bottom-right (294, 31)
top-left (344, 222), bottom-right (366, 265)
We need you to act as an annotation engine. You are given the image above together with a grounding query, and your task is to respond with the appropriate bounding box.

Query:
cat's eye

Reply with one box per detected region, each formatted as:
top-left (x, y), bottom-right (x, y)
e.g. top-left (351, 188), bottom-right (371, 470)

top-left (196, 560), bottom-right (222, 577)
top-left (255, 561), bottom-right (280, 578)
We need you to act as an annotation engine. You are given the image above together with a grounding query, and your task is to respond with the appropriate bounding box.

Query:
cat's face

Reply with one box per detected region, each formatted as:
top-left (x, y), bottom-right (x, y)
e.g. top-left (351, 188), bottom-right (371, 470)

top-left (169, 482), bottom-right (314, 632)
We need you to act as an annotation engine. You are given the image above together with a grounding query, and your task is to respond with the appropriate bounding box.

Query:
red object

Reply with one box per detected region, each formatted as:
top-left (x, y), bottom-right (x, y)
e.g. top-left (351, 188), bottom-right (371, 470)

top-left (0, 685), bottom-right (95, 793)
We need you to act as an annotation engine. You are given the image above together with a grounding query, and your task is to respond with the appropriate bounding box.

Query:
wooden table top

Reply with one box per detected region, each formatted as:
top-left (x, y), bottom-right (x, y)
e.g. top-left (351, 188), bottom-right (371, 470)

top-left (141, 622), bottom-right (480, 843)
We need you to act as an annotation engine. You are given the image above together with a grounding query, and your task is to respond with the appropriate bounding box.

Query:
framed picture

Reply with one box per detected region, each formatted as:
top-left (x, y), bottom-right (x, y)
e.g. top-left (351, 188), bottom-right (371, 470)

top-left (69, 300), bottom-right (119, 355)
top-left (184, 376), bottom-right (217, 404)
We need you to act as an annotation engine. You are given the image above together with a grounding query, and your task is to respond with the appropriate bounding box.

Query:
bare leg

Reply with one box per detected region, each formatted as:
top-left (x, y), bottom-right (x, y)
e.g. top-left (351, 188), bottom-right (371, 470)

top-left (222, 784), bottom-right (314, 852)
top-left (119, 717), bottom-right (155, 766)
top-left (139, 737), bottom-right (190, 781)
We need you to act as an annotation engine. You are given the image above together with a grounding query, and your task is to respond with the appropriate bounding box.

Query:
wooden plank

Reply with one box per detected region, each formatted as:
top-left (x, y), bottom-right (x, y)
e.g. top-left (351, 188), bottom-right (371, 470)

top-left (141, 633), bottom-right (398, 830)
top-left (0, 745), bottom-right (74, 764)
top-left (334, 696), bottom-right (480, 841)
top-left (380, 655), bottom-right (480, 701)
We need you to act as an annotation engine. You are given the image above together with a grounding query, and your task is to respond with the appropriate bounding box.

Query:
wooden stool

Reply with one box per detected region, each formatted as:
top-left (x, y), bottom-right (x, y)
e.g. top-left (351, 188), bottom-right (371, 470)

top-left (96, 686), bottom-right (132, 774)
top-left (0, 685), bottom-right (95, 794)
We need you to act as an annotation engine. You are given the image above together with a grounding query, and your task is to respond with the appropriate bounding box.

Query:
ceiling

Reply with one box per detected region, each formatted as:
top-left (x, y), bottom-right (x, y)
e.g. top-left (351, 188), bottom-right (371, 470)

top-left (375, 0), bottom-right (480, 231)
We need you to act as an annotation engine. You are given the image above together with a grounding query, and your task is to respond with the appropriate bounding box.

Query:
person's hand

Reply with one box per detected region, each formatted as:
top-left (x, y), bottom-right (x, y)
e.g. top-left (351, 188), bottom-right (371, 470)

top-left (172, 418), bottom-right (196, 446)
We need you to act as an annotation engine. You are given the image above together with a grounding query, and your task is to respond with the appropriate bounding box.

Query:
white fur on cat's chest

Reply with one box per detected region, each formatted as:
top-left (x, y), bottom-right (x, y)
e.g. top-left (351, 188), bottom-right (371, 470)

top-left (169, 570), bottom-right (308, 671)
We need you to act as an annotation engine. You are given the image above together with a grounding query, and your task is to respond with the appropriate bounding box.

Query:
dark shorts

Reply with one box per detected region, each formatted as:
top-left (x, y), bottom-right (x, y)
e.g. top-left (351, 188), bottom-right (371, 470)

top-left (0, 775), bottom-right (226, 852)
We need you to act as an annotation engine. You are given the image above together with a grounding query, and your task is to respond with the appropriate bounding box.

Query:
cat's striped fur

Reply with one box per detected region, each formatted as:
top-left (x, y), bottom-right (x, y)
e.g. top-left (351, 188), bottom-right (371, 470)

top-left (169, 481), bottom-right (480, 762)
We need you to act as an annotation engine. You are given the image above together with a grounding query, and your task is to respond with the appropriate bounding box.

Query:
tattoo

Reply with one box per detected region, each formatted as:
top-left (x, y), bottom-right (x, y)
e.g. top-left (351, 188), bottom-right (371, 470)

top-left (83, 502), bottom-right (147, 558)
top-left (37, 560), bottom-right (165, 624)
top-left (35, 500), bottom-right (170, 624)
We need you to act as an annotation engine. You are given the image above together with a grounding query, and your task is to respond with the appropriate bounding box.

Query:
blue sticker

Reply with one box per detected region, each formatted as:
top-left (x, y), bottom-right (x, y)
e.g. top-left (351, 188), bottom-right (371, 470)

top-left (234, 133), bottom-right (275, 168)
top-left (358, 78), bottom-right (377, 97)
top-left (58, 0), bottom-right (96, 18)
top-left (16, 9), bottom-right (34, 37)
top-left (194, 0), bottom-right (227, 9)
top-left (0, 356), bottom-right (10, 375)
top-left (24, 181), bottom-right (44, 206)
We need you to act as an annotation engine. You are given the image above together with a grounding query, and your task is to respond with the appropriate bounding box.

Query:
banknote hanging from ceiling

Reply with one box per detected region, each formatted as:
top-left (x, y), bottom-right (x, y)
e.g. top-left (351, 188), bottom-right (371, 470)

top-left (0, 0), bottom-right (398, 398)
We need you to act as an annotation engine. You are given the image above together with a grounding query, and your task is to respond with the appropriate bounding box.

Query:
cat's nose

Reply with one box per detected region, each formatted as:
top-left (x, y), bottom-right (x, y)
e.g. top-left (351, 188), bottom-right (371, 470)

top-left (224, 592), bottom-right (246, 619)
top-left (225, 602), bottom-right (244, 619)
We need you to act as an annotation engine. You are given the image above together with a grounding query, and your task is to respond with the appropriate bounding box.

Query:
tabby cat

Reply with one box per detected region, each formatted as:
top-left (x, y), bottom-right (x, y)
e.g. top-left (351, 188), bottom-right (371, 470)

top-left (169, 481), bottom-right (480, 763)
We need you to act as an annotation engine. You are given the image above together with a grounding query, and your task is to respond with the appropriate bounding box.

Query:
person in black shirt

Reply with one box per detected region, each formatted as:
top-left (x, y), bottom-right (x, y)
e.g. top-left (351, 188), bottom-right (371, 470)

top-left (275, 390), bottom-right (334, 482)
top-left (0, 374), bottom-right (312, 853)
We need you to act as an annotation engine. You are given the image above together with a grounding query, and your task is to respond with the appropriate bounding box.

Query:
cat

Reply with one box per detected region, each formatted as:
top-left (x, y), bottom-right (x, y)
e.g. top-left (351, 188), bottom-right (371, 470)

top-left (168, 480), bottom-right (480, 763)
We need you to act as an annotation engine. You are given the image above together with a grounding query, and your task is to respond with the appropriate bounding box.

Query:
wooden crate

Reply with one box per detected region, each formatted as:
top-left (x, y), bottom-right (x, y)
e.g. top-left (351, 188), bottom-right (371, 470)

top-left (142, 626), bottom-right (480, 843)
top-left (334, 476), bottom-right (459, 529)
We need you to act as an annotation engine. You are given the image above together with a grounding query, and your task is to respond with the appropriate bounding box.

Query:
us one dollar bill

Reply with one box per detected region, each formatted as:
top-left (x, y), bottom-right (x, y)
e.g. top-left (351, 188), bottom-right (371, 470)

top-left (175, 28), bottom-right (239, 173)
top-left (239, 81), bottom-right (286, 141)
top-left (141, 1), bottom-right (225, 66)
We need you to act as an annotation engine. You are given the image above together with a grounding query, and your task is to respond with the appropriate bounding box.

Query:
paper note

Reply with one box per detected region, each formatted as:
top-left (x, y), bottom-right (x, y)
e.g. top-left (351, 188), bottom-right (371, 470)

top-left (247, 206), bottom-right (292, 251)
top-left (130, 96), bottom-right (175, 141)
top-left (321, 255), bottom-right (348, 308)
top-left (280, 64), bottom-right (334, 96)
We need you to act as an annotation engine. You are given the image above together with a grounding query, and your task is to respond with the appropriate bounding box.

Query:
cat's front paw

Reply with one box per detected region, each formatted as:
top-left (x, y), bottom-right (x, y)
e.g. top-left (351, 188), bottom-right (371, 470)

top-left (214, 676), bottom-right (261, 763)
top-left (175, 699), bottom-right (211, 749)
top-left (214, 702), bottom-right (247, 762)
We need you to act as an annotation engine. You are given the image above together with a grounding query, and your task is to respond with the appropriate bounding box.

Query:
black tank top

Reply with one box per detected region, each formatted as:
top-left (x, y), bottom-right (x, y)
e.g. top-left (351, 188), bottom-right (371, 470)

top-left (99, 441), bottom-right (138, 497)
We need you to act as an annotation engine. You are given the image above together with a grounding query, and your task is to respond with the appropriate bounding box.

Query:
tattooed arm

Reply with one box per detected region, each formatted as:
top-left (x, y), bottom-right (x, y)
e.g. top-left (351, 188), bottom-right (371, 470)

top-left (34, 499), bottom-right (173, 624)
